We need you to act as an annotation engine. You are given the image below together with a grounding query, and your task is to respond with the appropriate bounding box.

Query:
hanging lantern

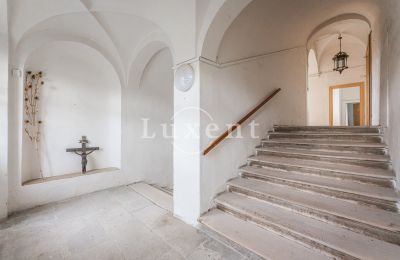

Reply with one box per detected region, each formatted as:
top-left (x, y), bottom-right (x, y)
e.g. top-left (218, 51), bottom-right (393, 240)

top-left (333, 35), bottom-right (349, 74)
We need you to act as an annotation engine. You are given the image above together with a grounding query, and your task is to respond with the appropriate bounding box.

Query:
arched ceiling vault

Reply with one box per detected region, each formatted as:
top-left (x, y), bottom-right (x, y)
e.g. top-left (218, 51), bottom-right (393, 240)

top-left (308, 17), bottom-right (371, 72)
top-left (200, 0), bottom-right (381, 64)
top-left (16, 32), bottom-right (125, 88)
top-left (9, 0), bottom-right (180, 88)
top-left (307, 14), bottom-right (371, 48)
top-left (128, 41), bottom-right (171, 89)
top-left (198, 0), bottom-right (253, 62)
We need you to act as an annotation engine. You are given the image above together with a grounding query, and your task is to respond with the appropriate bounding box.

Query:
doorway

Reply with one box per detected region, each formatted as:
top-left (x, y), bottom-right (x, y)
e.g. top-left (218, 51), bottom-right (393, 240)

top-left (346, 102), bottom-right (361, 126)
top-left (329, 82), bottom-right (365, 126)
top-left (306, 18), bottom-right (372, 126)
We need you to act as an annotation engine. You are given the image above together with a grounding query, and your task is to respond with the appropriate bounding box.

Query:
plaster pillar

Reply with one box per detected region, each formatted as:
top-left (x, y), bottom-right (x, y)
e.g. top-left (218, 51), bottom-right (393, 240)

top-left (173, 61), bottom-right (201, 225)
top-left (0, 0), bottom-right (9, 220)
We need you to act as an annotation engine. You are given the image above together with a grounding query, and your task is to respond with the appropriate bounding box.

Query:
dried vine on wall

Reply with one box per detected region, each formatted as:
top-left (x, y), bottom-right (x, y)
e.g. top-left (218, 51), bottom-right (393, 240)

top-left (24, 71), bottom-right (44, 177)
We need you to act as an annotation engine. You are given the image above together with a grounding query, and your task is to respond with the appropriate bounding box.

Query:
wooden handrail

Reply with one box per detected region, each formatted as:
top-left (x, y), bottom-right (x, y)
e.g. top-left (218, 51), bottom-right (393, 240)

top-left (203, 88), bottom-right (281, 155)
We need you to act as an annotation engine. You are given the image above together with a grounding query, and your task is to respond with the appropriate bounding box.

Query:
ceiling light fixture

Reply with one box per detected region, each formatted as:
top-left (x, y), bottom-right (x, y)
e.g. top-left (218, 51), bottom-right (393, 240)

top-left (333, 34), bottom-right (349, 74)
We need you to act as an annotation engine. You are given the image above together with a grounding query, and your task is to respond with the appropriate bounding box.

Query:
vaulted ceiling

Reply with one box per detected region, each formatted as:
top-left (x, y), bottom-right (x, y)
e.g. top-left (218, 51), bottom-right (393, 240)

top-left (309, 19), bottom-right (370, 73)
top-left (8, 0), bottom-right (197, 87)
top-left (7, 0), bottom-right (385, 82)
top-left (216, 0), bottom-right (381, 63)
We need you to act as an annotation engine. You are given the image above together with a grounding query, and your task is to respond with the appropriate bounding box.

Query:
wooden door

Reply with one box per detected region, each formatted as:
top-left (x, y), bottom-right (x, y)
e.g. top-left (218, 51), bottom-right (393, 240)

top-left (353, 103), bottom-right (361, 126)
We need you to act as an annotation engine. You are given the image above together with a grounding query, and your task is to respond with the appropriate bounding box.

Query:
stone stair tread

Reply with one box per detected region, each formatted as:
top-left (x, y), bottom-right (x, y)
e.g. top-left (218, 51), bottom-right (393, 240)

top-left (274, 125), bottom-right (380, 131)
top-left (240, 166), bottom-right (400, 201)
top-left (216, 192), bottom-right (400, 260)
top-left (256, 147), bottom-right (390, 162)
top-left (269, 132), bottom-right (381, 136)
top-left (262, 138), bottom-right (387, 148)
top-left (249, 155), bottom-right (394, 179)
top-left (228, 178), bottom-right (400, 232)
top-left (199, 209), bottom-right (333, 260)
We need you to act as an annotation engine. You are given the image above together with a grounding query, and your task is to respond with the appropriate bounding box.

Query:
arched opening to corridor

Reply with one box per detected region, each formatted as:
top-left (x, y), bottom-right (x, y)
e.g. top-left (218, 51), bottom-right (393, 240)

top-left (306, 17), bottom-right (372, 126)
top-left (197, 0), bottom-right (385, 218)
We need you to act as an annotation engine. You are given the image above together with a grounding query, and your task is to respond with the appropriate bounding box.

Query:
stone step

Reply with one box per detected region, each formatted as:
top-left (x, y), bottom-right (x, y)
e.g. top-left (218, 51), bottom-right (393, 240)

top-left (199, 209), bottom-right (333, 260)
top-left (216, 192), bottom-right (400, 260)
top-left (227, 178), bottom-right (400, 245)
top-left (262, 139), bottom-right (387, 155)
top-left (268, 132), bottom-right (383, 142)
top-left (240, 166), bottom-right (399, 211)
top-left (248, 155), bottom-right (395, 187)
top-left (273, 125), bottom-right (381, 134)
top-left (256, 147), bottom-right (391, 169)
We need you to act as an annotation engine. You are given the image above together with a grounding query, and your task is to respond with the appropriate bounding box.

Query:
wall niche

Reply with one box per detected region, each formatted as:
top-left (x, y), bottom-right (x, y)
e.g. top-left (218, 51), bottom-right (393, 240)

top-left (21, 41), bottom-right (121, 184)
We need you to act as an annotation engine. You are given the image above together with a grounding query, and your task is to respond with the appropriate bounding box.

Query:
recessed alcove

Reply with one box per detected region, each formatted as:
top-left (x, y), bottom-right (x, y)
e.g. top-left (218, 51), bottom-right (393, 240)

top-left (21, 41), bottom-right (121, 184)
top-left (124, 47), bottom-right (174, 191)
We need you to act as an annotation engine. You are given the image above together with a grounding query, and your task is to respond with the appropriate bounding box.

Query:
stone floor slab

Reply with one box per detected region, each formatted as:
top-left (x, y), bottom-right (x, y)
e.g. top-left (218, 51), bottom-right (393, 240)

top-left (0, 184), bottom-right (247, 260)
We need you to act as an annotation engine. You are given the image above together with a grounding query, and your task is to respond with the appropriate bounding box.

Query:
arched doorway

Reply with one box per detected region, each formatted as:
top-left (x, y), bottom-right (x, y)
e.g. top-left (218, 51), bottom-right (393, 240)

top-left (307, 17), bottom-right (372, 126)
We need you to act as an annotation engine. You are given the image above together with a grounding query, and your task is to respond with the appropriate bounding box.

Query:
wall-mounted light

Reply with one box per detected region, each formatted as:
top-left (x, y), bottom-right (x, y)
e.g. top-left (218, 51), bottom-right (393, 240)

top-left (333, 35), bottom-right (349, 74)
top-left (174, 64), bottom-right (195, 92)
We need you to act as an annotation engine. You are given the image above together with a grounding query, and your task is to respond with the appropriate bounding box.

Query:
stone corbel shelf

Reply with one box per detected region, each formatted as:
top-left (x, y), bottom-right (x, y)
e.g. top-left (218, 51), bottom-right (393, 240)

top-left (22, 167), bottom-right (120, 186)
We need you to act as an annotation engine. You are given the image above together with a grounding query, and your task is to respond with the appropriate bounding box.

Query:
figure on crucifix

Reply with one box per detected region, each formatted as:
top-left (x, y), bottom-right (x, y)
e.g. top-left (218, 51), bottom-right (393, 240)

top-left (66, 136), bottom-right (99, 173)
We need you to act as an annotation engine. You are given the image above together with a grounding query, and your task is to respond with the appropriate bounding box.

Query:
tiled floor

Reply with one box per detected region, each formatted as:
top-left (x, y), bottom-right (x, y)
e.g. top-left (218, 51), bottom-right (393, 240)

top-left (0, 185), bottom-right (245, 260)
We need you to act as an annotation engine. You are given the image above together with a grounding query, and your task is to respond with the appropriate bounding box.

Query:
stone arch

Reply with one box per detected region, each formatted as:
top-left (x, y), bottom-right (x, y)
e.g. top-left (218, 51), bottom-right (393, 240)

top-left (306, 13), bottom-right (373, 126)
top-left (127, 33), bottom-right (174, 88)
top-left (307, 13), bottom-right (371, 50)
top-left (306, 14), bottom-right (371, 74)
top-left (15, 16), bottom-right (125, 88)
top-left (199, 0), bottom-right (253, 62)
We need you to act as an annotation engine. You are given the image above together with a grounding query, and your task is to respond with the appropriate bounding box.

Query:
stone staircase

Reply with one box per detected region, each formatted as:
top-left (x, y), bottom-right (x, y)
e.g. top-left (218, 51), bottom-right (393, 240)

top-left (200, 126), bottom-right (400, 259)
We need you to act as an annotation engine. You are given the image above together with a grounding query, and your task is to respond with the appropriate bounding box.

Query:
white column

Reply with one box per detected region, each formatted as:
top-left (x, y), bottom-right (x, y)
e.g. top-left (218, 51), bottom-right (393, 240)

top-left (173, 61), bottom-right (201, 225)
top-left (0, 0), bottom-right (9, 220)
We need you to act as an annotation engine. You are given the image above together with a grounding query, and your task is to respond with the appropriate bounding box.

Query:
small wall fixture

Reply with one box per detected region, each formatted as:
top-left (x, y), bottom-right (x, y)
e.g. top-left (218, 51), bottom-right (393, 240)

top-left (174, 64), bottom-right (195, 92)
top-left (333, 35), bottom-right (349, 74)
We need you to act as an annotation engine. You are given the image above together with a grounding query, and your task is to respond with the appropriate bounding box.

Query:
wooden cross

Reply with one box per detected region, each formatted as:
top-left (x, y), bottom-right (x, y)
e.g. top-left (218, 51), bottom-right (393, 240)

top-left (66, 136), bottom-right (99, 173)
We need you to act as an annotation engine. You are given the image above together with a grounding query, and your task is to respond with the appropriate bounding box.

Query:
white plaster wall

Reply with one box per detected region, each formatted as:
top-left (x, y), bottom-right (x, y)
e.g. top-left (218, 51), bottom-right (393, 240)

top-left (369, 22), bottom-right (383, 127)
top-left (5, 0), bottom-right (198, 217)
top-left (23, 41), bottom-right (121, 181)
top-left (381, 0), bottom-right (400, 185)
top-left (307, 66), bottom-right (366, 126)
top-left (7, 41), bottom-right (131, 213)
top-left (173, 61), bottom-right (202, 225)
top-left (0, 11), bottom-right (8, 219)
top-left (2, 0), bottom-right (396, 222)
top-left (123, 48), bottom-right (174, 189)
top-left (332, 89), bottom-right (341, 126)
top-left (200, 48), bottom-right (307, 213)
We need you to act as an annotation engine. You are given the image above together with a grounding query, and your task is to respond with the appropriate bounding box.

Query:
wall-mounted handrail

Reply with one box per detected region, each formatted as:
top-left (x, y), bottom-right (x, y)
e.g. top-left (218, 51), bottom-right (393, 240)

top-left (203, 88), bottom-right (281, 156)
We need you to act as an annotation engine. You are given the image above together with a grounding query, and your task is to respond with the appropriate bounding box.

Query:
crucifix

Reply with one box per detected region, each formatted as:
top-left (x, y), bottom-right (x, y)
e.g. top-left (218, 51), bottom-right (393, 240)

top-left (66, 136), bottom-right (99, 173)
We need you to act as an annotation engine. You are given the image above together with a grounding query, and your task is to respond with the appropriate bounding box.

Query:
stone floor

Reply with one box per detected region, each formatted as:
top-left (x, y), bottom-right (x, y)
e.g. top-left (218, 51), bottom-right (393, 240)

top-left (0, 185), bottom-right (246, 260)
